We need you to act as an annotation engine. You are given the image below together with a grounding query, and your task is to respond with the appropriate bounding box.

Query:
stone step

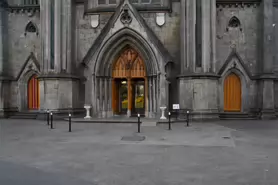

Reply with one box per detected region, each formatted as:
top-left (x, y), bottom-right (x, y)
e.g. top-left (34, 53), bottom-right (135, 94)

top-left (219, 112), bottom-right (258, 120)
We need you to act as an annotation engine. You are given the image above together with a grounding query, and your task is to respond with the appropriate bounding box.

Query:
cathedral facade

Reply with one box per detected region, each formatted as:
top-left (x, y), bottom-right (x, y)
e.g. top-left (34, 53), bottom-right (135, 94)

top-left (0, 0), bottom-right (278, 120)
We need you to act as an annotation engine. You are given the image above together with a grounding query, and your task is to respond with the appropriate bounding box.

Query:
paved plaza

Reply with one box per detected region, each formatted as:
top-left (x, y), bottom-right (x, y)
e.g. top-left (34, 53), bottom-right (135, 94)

top-left (1, 119), bottom-right (278, 185)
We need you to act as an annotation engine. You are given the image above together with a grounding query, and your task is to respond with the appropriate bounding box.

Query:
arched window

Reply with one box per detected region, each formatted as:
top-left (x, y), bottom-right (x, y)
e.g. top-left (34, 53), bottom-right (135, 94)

top-left (228, 16), bottom-right (241, 28)
top-left (25, 21), bottom-right (38, 36)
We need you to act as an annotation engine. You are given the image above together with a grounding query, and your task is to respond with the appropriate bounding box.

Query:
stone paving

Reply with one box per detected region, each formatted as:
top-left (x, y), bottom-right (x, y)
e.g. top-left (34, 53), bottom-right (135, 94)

top-left (1, 119), bottom-right (278, 185)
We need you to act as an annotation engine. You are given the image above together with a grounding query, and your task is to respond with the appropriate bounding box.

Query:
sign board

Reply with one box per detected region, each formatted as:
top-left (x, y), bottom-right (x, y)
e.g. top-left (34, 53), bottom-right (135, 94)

top-left (172, 104), bottom-right (180, 110)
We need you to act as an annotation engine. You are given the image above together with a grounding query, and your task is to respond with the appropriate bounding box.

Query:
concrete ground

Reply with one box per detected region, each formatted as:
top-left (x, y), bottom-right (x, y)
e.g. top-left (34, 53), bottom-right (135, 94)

top-left (0, 119), bottom-right (278, 185)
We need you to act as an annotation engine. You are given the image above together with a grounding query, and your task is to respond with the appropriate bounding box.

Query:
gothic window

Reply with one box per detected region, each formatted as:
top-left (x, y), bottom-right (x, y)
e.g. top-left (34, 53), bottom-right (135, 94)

top-left (228, 16), bottom-right (241, 28)
top-left (25, 21), bottom-right (38, 35)
top-left (227, 16), bottom-right (242, 31)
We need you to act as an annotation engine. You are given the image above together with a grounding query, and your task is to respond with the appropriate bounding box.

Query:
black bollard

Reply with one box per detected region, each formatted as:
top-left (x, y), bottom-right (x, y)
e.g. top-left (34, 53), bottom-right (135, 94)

top-left (137, 114), bottom-right (141, 133)
top-left (168, 112), bottom-right (171, 130)
top-left (50, 112), bottom-right (54, 129)
top-left (47, 110), bottom-right (50, 125)
top-left (186, 111), bottom-right (189, 127)
top-left (69, 113), bottom-right (72, 132)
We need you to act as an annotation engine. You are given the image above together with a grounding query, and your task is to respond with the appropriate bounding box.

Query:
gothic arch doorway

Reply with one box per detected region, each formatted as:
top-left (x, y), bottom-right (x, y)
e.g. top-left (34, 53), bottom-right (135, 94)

top-left (112, 47), bottom-right (147, 116)
top-left (28, 75), bottom-right (40, 110)
top-left (224, 73), bottom-right (241, 112)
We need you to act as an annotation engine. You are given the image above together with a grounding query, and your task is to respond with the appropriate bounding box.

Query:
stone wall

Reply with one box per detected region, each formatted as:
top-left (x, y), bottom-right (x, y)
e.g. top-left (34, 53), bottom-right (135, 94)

top-left (7, 12), bottom-right (41, 78)
top-left (216, 5), bottom-right (260, 75)
top-left (75, 2), bottom-right (180, 67)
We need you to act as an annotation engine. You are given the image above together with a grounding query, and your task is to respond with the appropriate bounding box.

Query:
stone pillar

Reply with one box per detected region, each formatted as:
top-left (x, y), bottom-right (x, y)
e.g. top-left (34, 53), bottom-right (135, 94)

top-left (99, 78), bottom-right (103, 117)
top-left (260, 0), bottom-right (276, 119)
top-left (152, 76), bottom-right (156, 114)
top-left (201, 0), bottom-right (216, 73)
top-left (41, 0), bottom-right (51, 72)
top-left (108, 78), bottom-right (112, 117)
top-left (38, 0), bottom-right (80, 116)
top-left (54, 0), bottom-right (62, 72)
top-left (185, 0), bottom-right (196, 72)
top-left (0, 5), bottom-right (10, 118)
top-left (180, 0), bottom-right (186, 73)
top-left (104, 77), bottom-right (108, 117)
top-left (148, 77), bottom-right (153, 117)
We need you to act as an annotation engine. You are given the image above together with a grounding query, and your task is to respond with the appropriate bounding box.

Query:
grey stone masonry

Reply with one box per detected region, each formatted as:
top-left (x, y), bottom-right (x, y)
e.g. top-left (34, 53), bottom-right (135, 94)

top-left (261, 0), bottom-right (276, 119)
top-left (40, 0), bottom-right (51, 73)
top-left (263, 0), bottom-right (275, 74)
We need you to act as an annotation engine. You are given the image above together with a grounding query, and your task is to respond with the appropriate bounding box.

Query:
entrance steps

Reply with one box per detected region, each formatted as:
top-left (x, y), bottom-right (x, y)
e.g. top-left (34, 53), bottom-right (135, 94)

top-left (66, 117), bottom-right (158, 125)
top-left (219, 112), bottom-right (259, 120)
top-left (8, 112), bottom-right (38, 120)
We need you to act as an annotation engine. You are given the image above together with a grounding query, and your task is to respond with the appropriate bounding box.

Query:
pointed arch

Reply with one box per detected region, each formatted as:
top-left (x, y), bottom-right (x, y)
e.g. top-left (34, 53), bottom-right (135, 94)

top-left (93, 28), bottom-right (161, 77)
top-left (228, 16), bottom-right (241, 28)
top-left (224, 73), bottom-right (241, 112)
top-left (28, 74), bottom-right (40, 110)
top-left (25, 21), bottom-right (38, 36)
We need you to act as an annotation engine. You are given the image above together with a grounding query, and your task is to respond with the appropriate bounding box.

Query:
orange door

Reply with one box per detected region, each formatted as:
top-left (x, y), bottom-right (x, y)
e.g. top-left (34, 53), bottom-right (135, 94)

top-left (224, 73), bottom-right (241, 112)
top-left (28, 75), bottom-right (40, 110)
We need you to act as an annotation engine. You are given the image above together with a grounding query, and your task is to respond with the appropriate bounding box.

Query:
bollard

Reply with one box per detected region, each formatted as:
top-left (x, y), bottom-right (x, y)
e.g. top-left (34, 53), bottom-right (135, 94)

top-left (137, 114), bottom-right (141, 133)
top-left (47, 110), bottom-right (50, 125)
top-left (168, 112), bottom-right (171, 130)
top-left (50, 112), bottom-right (54, 129)
top-left (186, 111), bottom-right (189, 127)
top-left (69, 113), bottom-right (72, 132)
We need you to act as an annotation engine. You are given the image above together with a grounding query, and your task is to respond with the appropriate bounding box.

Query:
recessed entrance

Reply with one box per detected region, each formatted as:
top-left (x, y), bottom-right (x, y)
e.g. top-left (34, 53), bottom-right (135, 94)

top-left (224, 73), bottom-right (241, 112)
top-left (28, 74), bottom-right (40, 110)
top-left (112, 47), bottom-right (147, 116)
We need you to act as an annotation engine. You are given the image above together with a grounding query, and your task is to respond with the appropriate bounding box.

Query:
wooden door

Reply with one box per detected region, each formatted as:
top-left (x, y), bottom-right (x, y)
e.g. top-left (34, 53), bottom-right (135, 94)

top-left (224, 73), bottom-right (241, 112)
top-left (28, 75), bottom-right (40, 110)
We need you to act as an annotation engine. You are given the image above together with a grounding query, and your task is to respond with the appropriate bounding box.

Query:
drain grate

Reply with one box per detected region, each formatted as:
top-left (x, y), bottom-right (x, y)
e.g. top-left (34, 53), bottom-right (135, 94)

top-left (121, 135), bottom-right (146, 141)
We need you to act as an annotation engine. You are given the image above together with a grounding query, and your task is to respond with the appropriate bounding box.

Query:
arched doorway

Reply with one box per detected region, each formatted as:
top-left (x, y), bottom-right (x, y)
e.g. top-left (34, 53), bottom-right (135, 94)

top-left (224, 73), bottom-right (241, 112)
top-left (112, 47), bottom-right (147, 116)
top-left (28, 75), bottom-right (40, 110)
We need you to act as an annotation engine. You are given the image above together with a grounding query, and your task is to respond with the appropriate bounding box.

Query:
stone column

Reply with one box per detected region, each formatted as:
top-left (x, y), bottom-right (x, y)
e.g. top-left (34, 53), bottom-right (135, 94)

top-left (99, 78), bottom-right (103, 117)
top-left (41, 0), bottom-right (51, 72)
top-left (261, 0), bottom-right (276, 119)
top-left (54, 0), bottom-right (62, 72)
top-left (108, 78), bottom-right (112, 116)
top-left (201, 0), bottom-right (216, 73)
top-left (62, 0), bottom-right (73, 73)
top-left (148, 77), bottom-right (153, 117)
top-left (186, 0), bottom-right (196, 72)
top-left (152, 76), bottom-right (157, 114)
top-left (104, 77), bottom-right (108, 117)
top-left (0, 4), bottom-right (10, 118)
top-left (180, 0), bottom-right (186, 73)
top-left (210, 0), bottom-right (216, 73)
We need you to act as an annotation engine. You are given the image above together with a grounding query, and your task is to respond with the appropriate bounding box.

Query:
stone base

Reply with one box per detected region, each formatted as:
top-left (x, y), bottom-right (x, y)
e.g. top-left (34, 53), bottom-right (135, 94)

top-left (38, 75), bottom-right (81, 111)
top-left (261, 109), bottom-right (276, 120)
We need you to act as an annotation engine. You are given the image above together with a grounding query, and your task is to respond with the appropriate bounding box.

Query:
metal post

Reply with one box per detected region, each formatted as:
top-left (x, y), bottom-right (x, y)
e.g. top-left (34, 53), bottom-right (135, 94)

top-left (47, 110), bottom-right (49, 125)
top-left (69, 113), bottom-right (72, 132)
top-left (137, 113), bottom-right (141, 133)
top-left (186, 111), bottom-right (189, 127)
top-left (50, 112), bottom-right (53, 129)
top-left (168, 112), bottom-right (171, 130)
